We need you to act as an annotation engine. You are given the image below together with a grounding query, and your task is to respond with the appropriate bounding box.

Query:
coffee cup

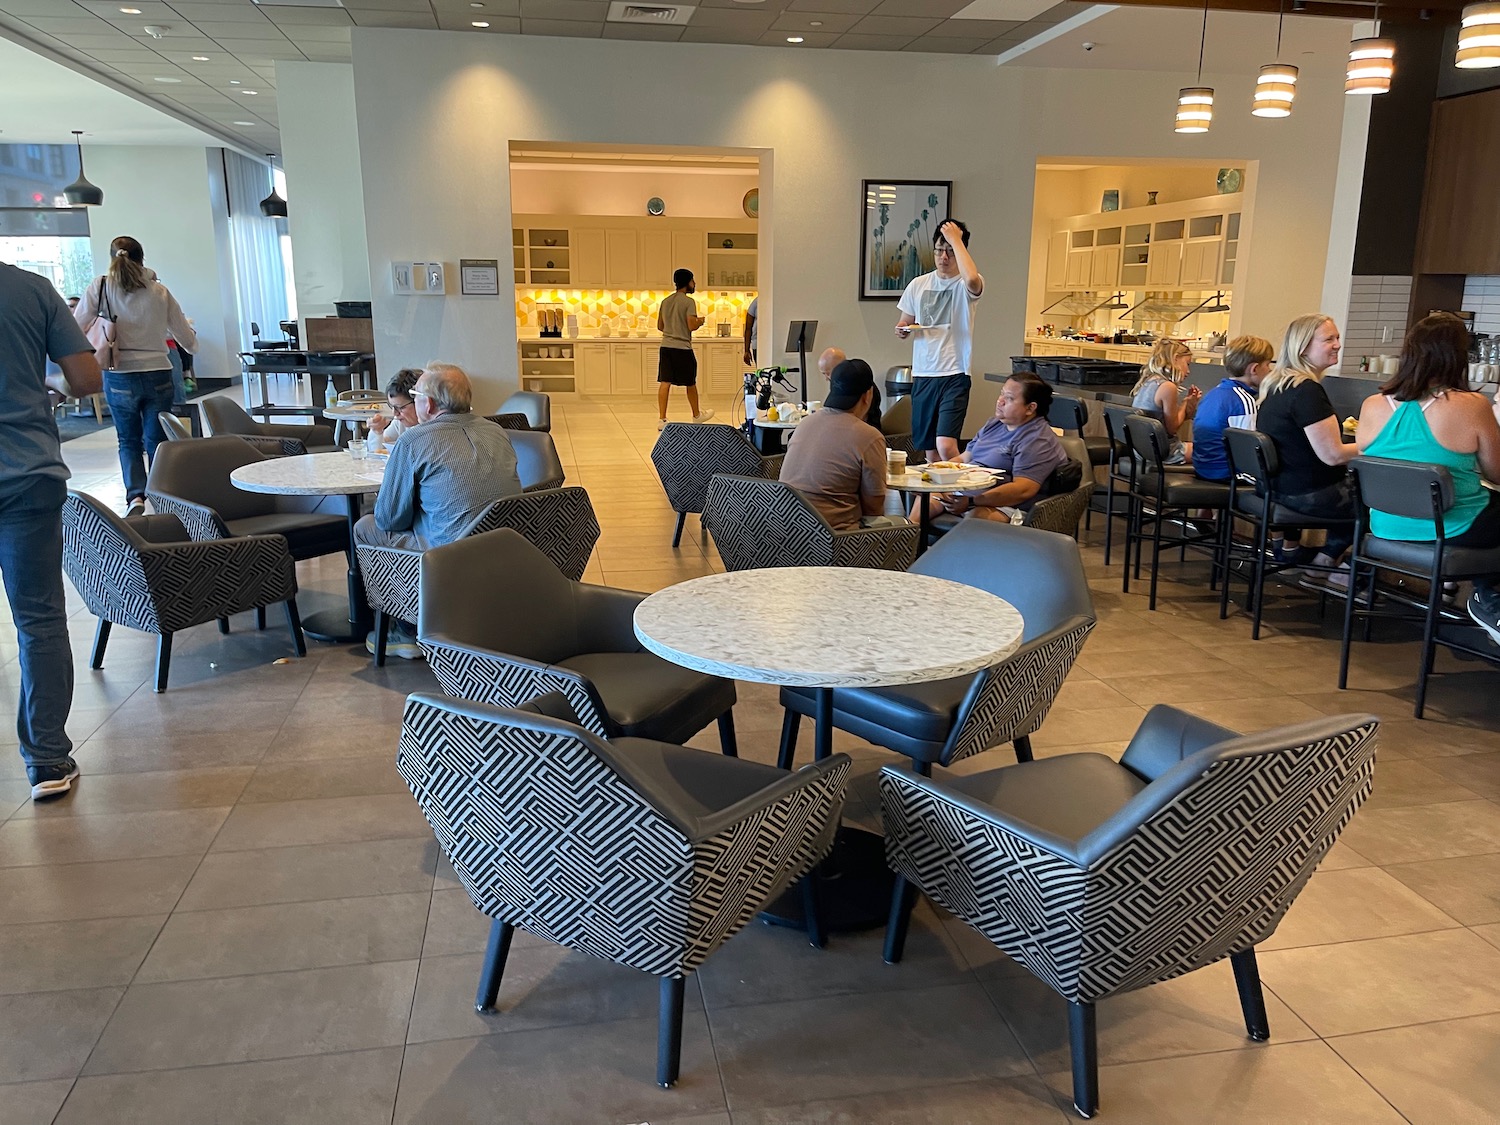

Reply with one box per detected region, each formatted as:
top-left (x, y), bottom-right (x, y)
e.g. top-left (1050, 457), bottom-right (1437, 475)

top-left (887, 449), bottom-right (908, 478)
top-left (806, 400), bottom-right (821, 412)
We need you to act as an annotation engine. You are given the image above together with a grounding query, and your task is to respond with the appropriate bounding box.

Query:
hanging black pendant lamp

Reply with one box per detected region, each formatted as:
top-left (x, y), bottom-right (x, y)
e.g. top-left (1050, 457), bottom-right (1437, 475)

top-left (259, 153), bottom-right (287, 218)
top-left (63, 130), bottom-right (104, 206)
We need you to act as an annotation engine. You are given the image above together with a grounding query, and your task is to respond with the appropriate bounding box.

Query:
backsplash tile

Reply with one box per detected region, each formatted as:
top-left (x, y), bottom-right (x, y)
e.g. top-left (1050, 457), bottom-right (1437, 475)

top-left (516, 288), bottom-right (756, 334)
top-left (1341, 274), bottom-right (1411, 373)
top-left (1463, 275), bottom-right (1500, 335)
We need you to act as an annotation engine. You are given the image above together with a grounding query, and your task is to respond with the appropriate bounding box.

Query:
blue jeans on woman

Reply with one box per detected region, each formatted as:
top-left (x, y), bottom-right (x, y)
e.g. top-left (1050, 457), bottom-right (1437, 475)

top-left (103, 369), bottom-right (174, 502)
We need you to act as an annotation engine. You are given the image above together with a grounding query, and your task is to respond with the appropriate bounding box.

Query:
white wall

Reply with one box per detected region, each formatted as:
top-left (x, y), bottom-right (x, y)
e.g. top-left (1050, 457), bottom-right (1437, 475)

top-left (277, 62), bottom-right (371, 325)
top-left (348, 28), bottom-right (1364, 424)
top-left (83, 145), bottom-right (237, 382)
top-left (510, 166), bottom-right (757, 219)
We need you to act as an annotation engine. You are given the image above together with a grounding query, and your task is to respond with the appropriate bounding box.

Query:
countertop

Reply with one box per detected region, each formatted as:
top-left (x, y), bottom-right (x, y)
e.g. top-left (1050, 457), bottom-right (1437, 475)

top-left (1023, 335), bottom-right (1224, 364)
top-left (518, 332), bottom-right (742, 343)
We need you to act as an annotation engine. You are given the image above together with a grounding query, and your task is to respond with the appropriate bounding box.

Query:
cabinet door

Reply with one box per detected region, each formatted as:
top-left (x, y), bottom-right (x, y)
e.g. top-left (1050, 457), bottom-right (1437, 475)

top-left (672, 230), bottom-right (707, 285)
top-left (641, 229), bottom-right (672, 290)
top-left (1146, 242), bottom-right (1182, 287)
top-left (611, 343), bottom-right (645, 395)
top-left (1045, 231), bottom-right (1069, 290)
top-left (577, 343), bottom-right (611, 395)
top-left (1090, 245), bottom-right (1120, 289)
top-left (573, 228), bottom-right (606, 287)
top-left (1180, 240), bottom-right (1220, 288)
top-left (1063, 250), bottom-right (1092, 288)
top-left (605, 229), bottom-right (640, 288)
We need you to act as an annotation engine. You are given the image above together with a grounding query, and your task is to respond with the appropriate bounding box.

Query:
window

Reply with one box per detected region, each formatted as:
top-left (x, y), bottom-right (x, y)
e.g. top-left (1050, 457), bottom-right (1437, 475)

top-left (24, 145), bottom-right (43, 174)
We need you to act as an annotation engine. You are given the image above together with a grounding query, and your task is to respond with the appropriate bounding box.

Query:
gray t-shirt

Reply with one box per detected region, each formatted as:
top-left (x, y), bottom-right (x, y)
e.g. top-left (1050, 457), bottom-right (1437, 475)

top-left (659, 291), bottom-right (696, 350)
top-left (0, 263), bottom-right (90, 497)
top-left (374, 412), bottom-right (523, 548)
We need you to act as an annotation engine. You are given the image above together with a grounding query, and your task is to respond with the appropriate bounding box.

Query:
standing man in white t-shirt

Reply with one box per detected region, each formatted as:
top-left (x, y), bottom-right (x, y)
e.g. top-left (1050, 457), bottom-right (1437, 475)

top-left (895, 219), bottom-right (983, 463)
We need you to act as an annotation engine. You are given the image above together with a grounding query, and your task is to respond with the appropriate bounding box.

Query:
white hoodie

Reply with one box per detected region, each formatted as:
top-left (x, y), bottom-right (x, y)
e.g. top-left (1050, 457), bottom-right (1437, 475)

top-left (75, 269), bottom-right (197, 373)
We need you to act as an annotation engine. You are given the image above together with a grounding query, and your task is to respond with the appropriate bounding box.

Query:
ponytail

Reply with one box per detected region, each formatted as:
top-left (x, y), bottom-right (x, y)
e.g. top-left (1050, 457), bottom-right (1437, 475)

top-left (107, 235), bottom-right (150, 293)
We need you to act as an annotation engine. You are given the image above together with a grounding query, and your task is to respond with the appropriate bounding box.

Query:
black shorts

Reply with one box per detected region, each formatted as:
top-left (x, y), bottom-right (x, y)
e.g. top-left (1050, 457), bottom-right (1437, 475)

top-left (910, 373), bottom-right (970, 450)
top-left (658, 348), bottom-right (698, 387)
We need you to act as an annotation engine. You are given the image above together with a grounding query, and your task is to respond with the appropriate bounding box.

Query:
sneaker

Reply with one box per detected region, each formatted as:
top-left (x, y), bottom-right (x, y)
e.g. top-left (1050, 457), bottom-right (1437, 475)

top-left (28, 757), bottom-right (79, 800)
top-left (657, 419), bottom-right (667, 432)
top-left (125, 498), bottom-right (146, 519)
top-left (364, 628), bottom-right (425, 661)
top-left (691, 410), bottom-right (716, 423)
top-left (1468, 591), bottom-right (1500, 646)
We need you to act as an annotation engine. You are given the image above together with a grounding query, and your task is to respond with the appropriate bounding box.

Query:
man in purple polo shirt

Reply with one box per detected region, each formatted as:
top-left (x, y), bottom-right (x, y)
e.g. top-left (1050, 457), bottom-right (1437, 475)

top-left (934, 373), bottom-right (1069, 521)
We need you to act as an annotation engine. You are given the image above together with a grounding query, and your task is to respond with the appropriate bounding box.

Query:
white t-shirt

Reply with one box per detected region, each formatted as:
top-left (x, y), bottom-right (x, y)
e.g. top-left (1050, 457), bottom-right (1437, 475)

top-left (897, 271), bottom-right (979, 379)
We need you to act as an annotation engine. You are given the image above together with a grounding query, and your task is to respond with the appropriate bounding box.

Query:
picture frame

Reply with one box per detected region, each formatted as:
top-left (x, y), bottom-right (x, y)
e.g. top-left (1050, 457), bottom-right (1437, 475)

top-left (859, 179), bottom-right (952, 300)
top-left (459, 258), bottom-right (500, 296)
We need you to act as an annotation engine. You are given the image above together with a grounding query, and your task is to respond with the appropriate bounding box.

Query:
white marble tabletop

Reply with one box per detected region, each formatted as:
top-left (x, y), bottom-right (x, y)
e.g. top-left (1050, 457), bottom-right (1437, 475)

top-left (634, 567), bottom-right (1024, 688)
top-left (753, 411), bottom-right (803, 430)
top-left (230, 451), bottom-right (386, 496)
top-left (886, 467), bottom-right (1003, 495)
top-left (322, 404), bottom-right (391, 420)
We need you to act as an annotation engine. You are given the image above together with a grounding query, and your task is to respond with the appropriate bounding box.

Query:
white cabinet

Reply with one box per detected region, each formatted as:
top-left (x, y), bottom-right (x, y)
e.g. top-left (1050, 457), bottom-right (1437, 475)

top-left (641, 229), bottom-right (672, 290)
top-left (1045, 231), bottom-right (1069, 290)
top-left (573, 228), bottom-right (606, 287)
top-left (605, 230), bottom-right (640, 288)
top-left (674, 230), bottom-right (706, 286)
top-left (1180, 240), bottom-right (1220, 288)
top-left (576, 343), bottom-right (610, 395)
top-left (611, 342), bottom-right (645, 395)
top-left (1146, 241), bottom-right (1182, 287)
top-left (1063, 251), bottom-right (1092, 288)
top-left (693, 340), bottom-right (741, 395)
top-left (1090, 245), bottom-right (1120, 289)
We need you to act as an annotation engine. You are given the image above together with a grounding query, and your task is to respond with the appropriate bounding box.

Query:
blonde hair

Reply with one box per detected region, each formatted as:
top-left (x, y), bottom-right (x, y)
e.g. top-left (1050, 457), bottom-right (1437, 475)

top-left (107, 235), bottom-right (150, 293)
top-left (1132, 338), bottom-right (1190, 395)
top-left (1223, 335), bottom-right (1275, 380)
top-left (1260, 314), bottom-right (1335, 402)
top-left (418, 362), bottom-right (473, 414)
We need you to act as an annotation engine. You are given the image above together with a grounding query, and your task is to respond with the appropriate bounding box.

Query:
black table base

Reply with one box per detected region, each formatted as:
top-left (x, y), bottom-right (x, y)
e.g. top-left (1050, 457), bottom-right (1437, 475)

top-left (760, 825), bottom-right (894, 933)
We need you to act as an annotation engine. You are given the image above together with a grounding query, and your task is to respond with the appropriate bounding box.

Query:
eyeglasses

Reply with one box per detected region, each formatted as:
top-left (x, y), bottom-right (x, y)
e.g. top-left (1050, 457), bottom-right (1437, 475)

top-left (933, 245), bottom-right (956, 256)
top-left (390, 398), bottom-right (416, 413)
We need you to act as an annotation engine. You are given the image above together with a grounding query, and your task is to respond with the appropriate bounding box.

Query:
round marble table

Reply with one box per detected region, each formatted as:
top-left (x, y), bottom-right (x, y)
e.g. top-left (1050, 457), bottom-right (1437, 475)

top-left (886, 467), bottom-right (1005, 556)
top-left (635, 566), bottom-right (1024, 932)
top-left (231, 452), bottom-right (386, 643)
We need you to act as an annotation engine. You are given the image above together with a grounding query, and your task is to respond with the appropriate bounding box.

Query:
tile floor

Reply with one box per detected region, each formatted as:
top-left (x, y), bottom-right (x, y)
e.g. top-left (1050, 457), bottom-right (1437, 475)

top-left (3, 396), bottom-right (1500, 1123)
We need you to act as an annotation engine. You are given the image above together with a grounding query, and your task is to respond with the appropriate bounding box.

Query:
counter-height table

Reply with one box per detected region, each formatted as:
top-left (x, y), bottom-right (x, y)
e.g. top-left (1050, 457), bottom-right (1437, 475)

top-left (887, 466), bottom-right (1003, 556)
top-left (634, 566), bottom-right (1024, 931)
top-left (231, 451), bottom-right (386, 643)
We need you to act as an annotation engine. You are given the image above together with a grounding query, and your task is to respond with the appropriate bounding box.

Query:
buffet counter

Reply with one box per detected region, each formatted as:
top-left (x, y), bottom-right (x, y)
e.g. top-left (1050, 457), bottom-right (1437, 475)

top-left (1023, 336), bottom-right (1224, 366)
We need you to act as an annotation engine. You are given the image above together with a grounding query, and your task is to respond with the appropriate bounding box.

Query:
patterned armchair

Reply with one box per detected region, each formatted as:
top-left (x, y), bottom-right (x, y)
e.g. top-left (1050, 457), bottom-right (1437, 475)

top-left (484, 412), bottom-right (531, 431)
top-left (1022, 436), bottom-right (1096, 539)
top-left (651, 422), bottom-right (784, 547)
top-left (62, 491), bottom-right (305, 693)
top-left (200, 396), bottom-right (338, 455)
top-left (419, 528), bottom-right (739, 754)
top-left (398, 690), bottom-right (848, 1086)
top-left (880, 706), bottom-right (1379, 1118)
top-left (509, 429), bottom-right (566, 492)
top-left (702, 474), bottom-right (919, 572)
top-left (357, 486), bottom-right (601, 666)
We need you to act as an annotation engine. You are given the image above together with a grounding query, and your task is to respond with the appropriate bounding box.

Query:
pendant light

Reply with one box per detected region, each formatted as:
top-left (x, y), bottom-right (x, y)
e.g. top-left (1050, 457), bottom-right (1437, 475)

top-left (1252, 0), bottom-right (1298, 117)
top-left (62, 130), bottom-right (104, 206)
top-left (258, 154), bottom-right (287, 218)
top-left (1346, 0), bottom-right (1395, 94)
top-left (1175, 0), bottom-right (1215, 133)
top-left (1456, 2), bottom-right (1500, 68)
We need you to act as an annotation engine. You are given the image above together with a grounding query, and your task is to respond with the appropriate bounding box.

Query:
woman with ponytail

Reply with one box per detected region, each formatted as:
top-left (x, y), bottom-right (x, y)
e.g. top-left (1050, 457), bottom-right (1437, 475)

top-left (74, 236), bottom-right (197, 516)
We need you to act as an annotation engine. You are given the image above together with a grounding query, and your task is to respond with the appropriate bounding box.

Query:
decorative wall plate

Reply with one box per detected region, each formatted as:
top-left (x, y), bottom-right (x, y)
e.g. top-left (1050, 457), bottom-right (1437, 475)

top-left (742, 188), bottom-right (759, 219)
top-left (647, 196), bottom-right (666, 216)
top-left (1216, 168), bottom-right (1243, 194)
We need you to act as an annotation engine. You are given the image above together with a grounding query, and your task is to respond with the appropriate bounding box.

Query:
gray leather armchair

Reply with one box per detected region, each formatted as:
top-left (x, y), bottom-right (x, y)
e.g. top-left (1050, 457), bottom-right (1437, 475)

top-left (62, 491), bottom-right (305, 692)
top-left (418, 528), bottom-right (740, 754)
top-left (702, 474), bottom-right (919, 572)
top-left (145, 436), bottom-right (350, 564)
top-left (398, 690), bottom-right (847, 1087)
top-left (1022, 435), bottom-right (1097, 539)
top-left (156, 411), bottom-right (194, 442)
top-left (509, 429), bottom-right (566, 492)
top-left (880, 705), bottom-right (1379, 1118)
top-left (200, 396), bottom-right (338, 455)
top-left (652, 422), bottom-right (784, 547)
top-left (498, 389), bottom-right (551, 432)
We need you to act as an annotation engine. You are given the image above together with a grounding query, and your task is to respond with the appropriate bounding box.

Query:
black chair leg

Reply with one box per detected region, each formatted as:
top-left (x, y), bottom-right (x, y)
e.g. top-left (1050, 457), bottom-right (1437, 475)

top-left (776, 709), bottom-right (801, 771)
top-left (801, 872), bottom-right (825, 949)
top-left (883, 875), bottom-right (918, 964)
top-left (1339, 555), bottom-right (1360, 690)
top-left (1230, 948), bottom-right (1271, 1041)
top-left (373, 610), bottom-right (389, 667)
top-left (671, 510), bottom-right (687, 548)
top-left (255, 605), bottom-right (267, 631)
top-left (90, 619), bottom-right (111, 669)
top-left (217, 616), bottom-right (230, 635)
top-left (716, 709), bottom-right (738, 757)
top-left (657, 976), bottom-right (685, 1088)
top-left (474, 918), bottom-right (515, 1013)
top-left (1415, 575), bottom-right (1444, 719)
top-left (1069, 1000), bottom-right (1099, 1119)
top-left (1013, 734), bottom-right (1033, 763)
top-left (284, 598), bottom-right (307, 657)
top-left (154, 633), bottom-right (173, 694)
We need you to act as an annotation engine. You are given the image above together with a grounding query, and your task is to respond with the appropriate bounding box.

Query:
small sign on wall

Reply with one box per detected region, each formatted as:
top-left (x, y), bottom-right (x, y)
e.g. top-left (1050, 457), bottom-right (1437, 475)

top-left (460, 259), bottom-right (500, 296)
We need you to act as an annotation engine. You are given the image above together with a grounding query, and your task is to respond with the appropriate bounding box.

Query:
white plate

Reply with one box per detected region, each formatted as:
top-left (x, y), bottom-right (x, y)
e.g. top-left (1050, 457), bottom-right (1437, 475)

top-left (903, 468), bottom-right (998, 490)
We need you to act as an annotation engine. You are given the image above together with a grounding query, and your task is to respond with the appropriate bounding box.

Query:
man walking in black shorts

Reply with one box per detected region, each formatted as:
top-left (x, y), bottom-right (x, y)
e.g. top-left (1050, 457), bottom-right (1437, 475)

top-left (895, 219), bottom-right (984, 463)
top-left (657, 268), bottom-right (714, 431)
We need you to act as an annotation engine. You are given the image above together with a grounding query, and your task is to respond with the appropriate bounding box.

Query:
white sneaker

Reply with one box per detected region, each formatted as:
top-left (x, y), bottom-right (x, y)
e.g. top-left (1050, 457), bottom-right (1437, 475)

top-left (125, 499), bottom-right (146, 519)
top-left (691, 410), bottom-right (716, 423)
top-left (657, 419), bottom-right (667, 432)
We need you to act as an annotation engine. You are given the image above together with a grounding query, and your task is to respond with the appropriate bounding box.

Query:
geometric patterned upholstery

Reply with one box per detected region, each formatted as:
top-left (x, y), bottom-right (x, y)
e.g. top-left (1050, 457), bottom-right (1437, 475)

top-left (61, 490), bottom-right (303, 691)
top-left (651, 422), bottom-right (784, 545)
top-left (702, 474), bottom-right (919, 572)
top-left (200, 395), bottom-right (337, 453)
top-left (484, 412), bottom-right (531, 431)
top-left (1023, 436), bottom-right (1095, 539)
top-left (357, 486), bottom-right (601, 664)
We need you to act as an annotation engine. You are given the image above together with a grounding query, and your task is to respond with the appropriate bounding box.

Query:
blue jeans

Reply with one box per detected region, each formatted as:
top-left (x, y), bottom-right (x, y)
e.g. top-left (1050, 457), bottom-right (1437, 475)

top-left (104, 369), bottom-right (174, 501)
top-left (0, 478), bottom-right (74, 771)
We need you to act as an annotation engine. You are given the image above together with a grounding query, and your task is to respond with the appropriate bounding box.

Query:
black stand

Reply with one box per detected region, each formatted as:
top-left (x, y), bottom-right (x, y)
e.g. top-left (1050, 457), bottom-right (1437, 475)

top-left (302, 494), bottom-right (375, 644)
top-left (785, 320), bottom-right (818, 406)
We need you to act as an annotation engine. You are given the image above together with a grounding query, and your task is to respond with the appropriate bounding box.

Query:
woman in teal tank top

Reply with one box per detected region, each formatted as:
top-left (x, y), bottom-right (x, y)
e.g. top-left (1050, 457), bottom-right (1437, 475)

top-left (1355, 313), bottom-right (1500, 644)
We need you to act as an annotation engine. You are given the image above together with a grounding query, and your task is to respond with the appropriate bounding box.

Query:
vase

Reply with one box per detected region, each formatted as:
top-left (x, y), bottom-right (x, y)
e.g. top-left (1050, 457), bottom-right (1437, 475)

top-left (1147, 191), bottom-right (1159, 206)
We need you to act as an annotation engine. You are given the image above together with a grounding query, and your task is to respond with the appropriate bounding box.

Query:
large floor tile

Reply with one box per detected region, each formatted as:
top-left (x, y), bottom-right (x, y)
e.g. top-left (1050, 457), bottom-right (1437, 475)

top-left (238, 755), bottom-right (408, 803)
top-left (1361, 758), bottom-right (1484, 810)
top-left (1424, 750), bottom-right (1500, 797)
top-left (258, 722), bottom-right (407, 764)
top-left (6, 766), bottom-right (253, 819)
top-left (393, 1008), bottom-right (726, 1125)
top-left (0, 987), bottom-right (122, 1082)
top-left (56, 1047), bottom-right (404, 1125)
top-left (0, 806), bottom-right (229, 867)
top-left (0, 855), bottom-right (198, 925)
top-left (1040, 1039), bottom-right (1408, 1124)
top-left (1337, 798), bottom-right (1500, 864)
top-left (178, 837), bottom-right (439, 910)
top-left (1329, 1012), bottom-right (1500, 1125)
top-left (135, 893), bottom-right (430, 982)
top-left (0, 916), bottom-right (164, 994)
top-left (85, 960), bottom-right (419, 1074)
top-left (0, 1079), bottom-right (73, 1125)
top-left (74, 730), bottom-right (276, 774)
top-left (419, 888), bottom-right (548, 958)
top-left (710, 982), bottom-right (1032, 1111)
top-left (731, 1075), bottom-right (1068, 1124)
top-left (1258, 866), bottom-right (1462, 949)
top-left (1384, 852), bottom-right (1500, 925)
top-left (1258, 928), bottom-right (1500, 1036)
top-left (208, 793), bottom-right (431, 852)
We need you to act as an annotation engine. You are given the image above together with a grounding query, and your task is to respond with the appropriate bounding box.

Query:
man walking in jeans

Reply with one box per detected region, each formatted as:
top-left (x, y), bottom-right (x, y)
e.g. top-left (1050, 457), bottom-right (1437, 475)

top-left (0, 261), bottom-right (102, 798)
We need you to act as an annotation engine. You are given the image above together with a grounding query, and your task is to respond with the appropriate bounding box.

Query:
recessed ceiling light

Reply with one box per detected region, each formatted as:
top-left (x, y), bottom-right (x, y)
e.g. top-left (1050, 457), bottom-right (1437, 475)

top-left (241, 89), bottom-right (258, 95)
top-left (470, 1), bottom-right (484, 6)
top-left (153, 76), bottom-right (182, 82)
top-left (472, 19), bottom-right (490, 26)
top-left (229, 79), bottom-right (240, 84)
top-left (191, 55), bottom-right (209, 61)
top-left (809, 20), bottom-right (822, 26)
top-left (119, 7), bottom-right (141, 13)
top-left (786, 35), bottom-right (804, 42)
top-left (233, 121), bottom-right (255, 126)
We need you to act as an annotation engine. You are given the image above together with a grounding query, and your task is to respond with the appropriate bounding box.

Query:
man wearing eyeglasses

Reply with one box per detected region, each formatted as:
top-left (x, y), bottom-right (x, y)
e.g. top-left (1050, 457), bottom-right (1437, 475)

top-left (895, 218), bottom-right (983, 465)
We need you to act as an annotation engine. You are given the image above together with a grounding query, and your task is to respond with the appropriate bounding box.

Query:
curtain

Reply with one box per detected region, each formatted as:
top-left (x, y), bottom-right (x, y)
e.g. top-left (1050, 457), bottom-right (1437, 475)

top-left (224, 150), bottom-right (289, 351)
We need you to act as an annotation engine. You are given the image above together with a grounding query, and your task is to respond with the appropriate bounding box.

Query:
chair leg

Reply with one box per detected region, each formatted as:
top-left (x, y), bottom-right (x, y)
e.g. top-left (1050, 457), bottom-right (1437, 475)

top-left (716, 709), bottom-right (738, 757)
top-left (1415, 583), bottom-right (1443, 720)
top-left (255, 605), bottom-right (267, 631)
top-left (883, 875), bottom-right (918, 964)
top-left (1339, 554), bottom-right (1360, 690)
top-left (154, 633), bottom-right (173, 693)
top-left (89, 619), bottom-right (111, 669)
top-left (776, 709), bottom-right (801, 770)
top-left (1251, 512), bottom-right (1271, 640)
top-left (1147, 506), bottom-right (1165, 611)
top-left (474, 918), bottom-right (515, 1013)
top-left (1013, 734), bottom-right (1033, 763)
top-left (373, 610), bottom-right (390, 667)
top-left (285, 598), bottom-right (307, 657)
top-left (217, 616), bottom-right (230, 635)
top-left (671, 510), bottom-right (687, 548)
top-left (657, 976), bottom-right (685, 1088)
top-left (801, 872), bottom-right (825, 949)
top-left (1230, 949), bottom-right (1271, 1041)
top-left (1069, 1000), bottom-right (1099, 1119)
